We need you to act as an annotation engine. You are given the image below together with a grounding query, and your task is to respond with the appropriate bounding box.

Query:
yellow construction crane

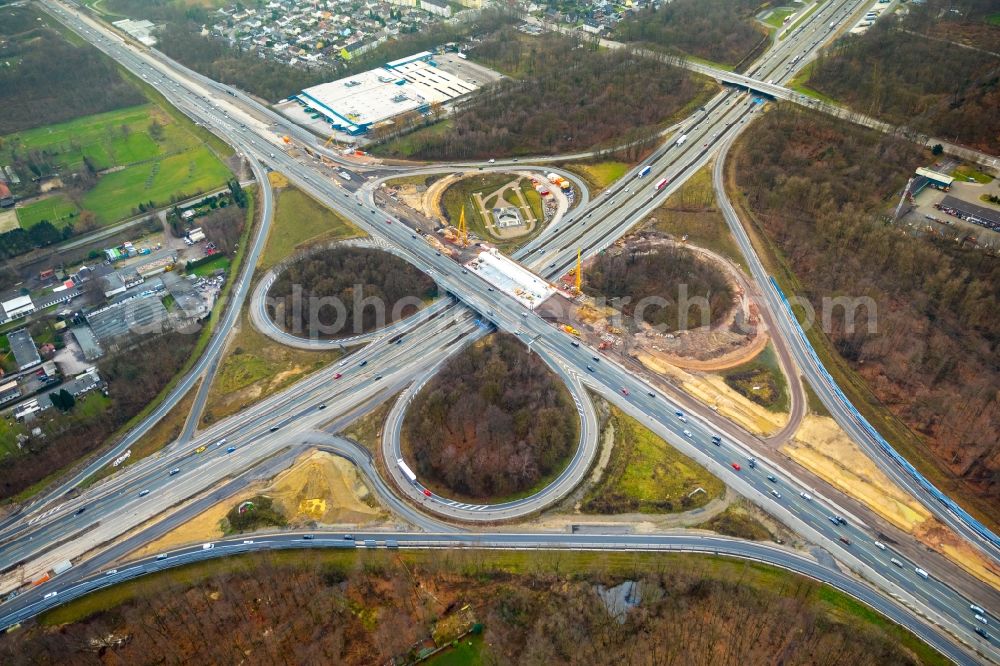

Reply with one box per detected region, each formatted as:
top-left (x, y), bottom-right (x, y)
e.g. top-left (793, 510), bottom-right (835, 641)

top-left (457, 206), bottom-right (468, 247)
top-left (323, 133), bottom-right (337, 149)
top-left (574, 247), bottom-right (582, 293)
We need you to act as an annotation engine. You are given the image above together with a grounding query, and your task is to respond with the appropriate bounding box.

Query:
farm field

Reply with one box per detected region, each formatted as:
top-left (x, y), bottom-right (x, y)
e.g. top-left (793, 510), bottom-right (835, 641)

top-left (81, 147), bottom-right (231, 224)
top-left (1, 104), bottom-right (232, 228)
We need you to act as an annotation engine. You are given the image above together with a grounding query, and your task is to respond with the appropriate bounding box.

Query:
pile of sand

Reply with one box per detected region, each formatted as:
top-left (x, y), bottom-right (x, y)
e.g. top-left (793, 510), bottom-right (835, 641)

top-left (785, 415), bottom-right (1000, 590)
top-left (134, 451), bottom-right (386, 556)
top-left (639, 352), bottom-right (788, 436)
top-left (783, 415), bottom-right (930, 532)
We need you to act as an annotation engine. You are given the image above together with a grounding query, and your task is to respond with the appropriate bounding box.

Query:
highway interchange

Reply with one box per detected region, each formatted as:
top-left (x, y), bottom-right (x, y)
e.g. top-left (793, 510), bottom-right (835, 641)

top-left (0, 0), bottom-right (997, 662)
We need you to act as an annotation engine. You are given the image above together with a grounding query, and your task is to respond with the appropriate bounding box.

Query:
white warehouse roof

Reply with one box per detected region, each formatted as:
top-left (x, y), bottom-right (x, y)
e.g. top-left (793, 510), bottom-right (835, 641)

top-left (298, 56), bottom-right (479, 132)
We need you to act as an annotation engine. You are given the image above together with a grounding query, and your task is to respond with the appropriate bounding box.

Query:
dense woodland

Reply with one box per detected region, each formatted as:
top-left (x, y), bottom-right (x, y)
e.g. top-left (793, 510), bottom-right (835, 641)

top-left (268, 247), bottom-right (437, 339)
top-left (809, 0), bottom-right (1000, 152)
top-left (615, 0), bottom-right (769, 69)
top-left (146, 7), bottom-right (514, 102)
top-left (0, 554), bottom-right (929, 664)
top-left (732, 107), bottom-right (999, 516)
top-left (584, 245), bottom-right (734, 332)
top-left (382, 33), bottom-right (704, 159)
top-left (404, 334), bottom-right (579, 499)
top-left (0, 6), bottom-right (144, 134)
top-left (377, 33), bottom-right (705, 160)
top-left (0, 331), bottom-right (198, 500)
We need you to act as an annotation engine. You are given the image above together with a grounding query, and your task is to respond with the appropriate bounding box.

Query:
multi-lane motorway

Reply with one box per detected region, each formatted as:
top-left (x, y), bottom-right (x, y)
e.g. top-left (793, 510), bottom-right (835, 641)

top-left (0, 531), bottom-right (982, 666)
top-left (2, 0), bottom-right (997, 661)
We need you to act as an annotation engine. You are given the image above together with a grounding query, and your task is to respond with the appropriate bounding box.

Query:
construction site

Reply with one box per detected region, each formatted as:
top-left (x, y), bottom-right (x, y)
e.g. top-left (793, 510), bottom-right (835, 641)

top-left (381, 170), bottom-right (569, 255)
top-left (543, 231), bottom-right (766, 372)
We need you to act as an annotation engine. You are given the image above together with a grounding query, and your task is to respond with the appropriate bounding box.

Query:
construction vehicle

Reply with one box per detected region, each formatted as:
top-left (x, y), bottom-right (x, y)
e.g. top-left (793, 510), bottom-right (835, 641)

top-left (561, 324), bottom-right (580, 337)
top-left (282, 135), bottom-right (291, 145)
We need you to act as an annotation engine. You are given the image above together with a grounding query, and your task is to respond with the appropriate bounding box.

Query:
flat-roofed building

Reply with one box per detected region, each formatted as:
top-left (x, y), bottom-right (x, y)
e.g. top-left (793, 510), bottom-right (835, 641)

top-left (1, 295), bottom-right (35, 321)
top-left (7, 328), bottom-right (41, 371)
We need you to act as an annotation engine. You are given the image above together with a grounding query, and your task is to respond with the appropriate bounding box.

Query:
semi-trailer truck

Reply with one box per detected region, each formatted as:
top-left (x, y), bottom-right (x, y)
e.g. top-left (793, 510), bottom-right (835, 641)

top-left (638, 165), bottom-right (652, 178)
top-left (655, 178), bottom-right (669, 191)
top-left (676, 134), bottom-right (688, 146)
top-left (397, 458), bottom-right (417, 483)
top-left (30, 559), bottom-right (73, 587)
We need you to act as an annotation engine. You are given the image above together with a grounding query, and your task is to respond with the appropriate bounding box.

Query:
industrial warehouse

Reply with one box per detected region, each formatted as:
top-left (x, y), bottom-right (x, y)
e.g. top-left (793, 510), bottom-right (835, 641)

top-left (278, 51), bottom-right (499, 138)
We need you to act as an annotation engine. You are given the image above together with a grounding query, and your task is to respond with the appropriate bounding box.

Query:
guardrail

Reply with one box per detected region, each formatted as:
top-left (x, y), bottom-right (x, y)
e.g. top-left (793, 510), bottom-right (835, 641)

top-left (769, 277), bottom-right (1000, 553)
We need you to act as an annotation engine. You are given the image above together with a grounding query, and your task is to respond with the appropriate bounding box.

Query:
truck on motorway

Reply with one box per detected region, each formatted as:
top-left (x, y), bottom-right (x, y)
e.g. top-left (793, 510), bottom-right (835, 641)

top-left (397, 458), bottom-right (417, 483)
top-left (638, 165), bottom-right (652, 178)
top-left (915, 567), bottom-right (929, 579)
top-left (676, 134), bottom-right (688, 146)
top-left (30, 559), bottom-right (73, 587)
top-left (655, 178), bottom-right (669, 191)
top-left (202, 543), bottom-right (215, 551)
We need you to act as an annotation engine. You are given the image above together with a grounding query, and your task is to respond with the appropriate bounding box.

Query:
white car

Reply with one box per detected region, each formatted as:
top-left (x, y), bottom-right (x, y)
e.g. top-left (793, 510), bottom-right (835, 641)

top-left (799, 491), bottom-right (812, 501)
top-left (682, 429), bottom-right (692, 438)
top-left (874, 541), bottom-right (886, 551)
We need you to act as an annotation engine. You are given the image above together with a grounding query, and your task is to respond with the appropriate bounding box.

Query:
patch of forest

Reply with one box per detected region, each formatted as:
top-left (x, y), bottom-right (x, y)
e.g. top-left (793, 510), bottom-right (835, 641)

top-left (808, 0), bottom-right (1000, 153)
top-left (0, 552), bottom-right (940, 665)
top-left (267, 247), bottom-right (437, 339)
top-left (731, 107), bottom-right (1000, 520)
top-left (584, 245), bottom-right (734, 333)
top-left (403, 333), bottom-right (579, 500)
top-left (145, 7), bottom-right (515, 102)
top-left (615, 0), bottom-right (769, 69)
top-left (0, 331), bottom-right (198, 501)
top-left (373, 32), bottom-right (708, 160)
top-left (0, 5), bottom-right (145, 134)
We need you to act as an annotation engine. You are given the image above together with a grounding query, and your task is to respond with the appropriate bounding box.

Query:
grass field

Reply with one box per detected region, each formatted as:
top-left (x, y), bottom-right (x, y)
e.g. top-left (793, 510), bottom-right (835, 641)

top-left (802, 378), bottom-right (831, 417)
top-left (786, 62), bottom-right (841, 105)
top-left (646, 163), bottom-right (747, 269)
top-left (428, 634), bottom-right (485, 666)
top-left (35, 549), bottom-right (947, 665)
top-left (2, 103), bottom-right (232, 227)
top-left (15, 196), bottom-right (79, 229)
top-left (200, 307), bottom-right (343, 425)
top-left (439, 173), bottom-right (545, 253)
top-left (722, 342), bottom-right (789, 413)
top-left (763, 5), bottom-right (800, 29)
top-left (951, 164), bottom-right (994, 184)
top-left (82, 147), bottom-right (231, 225)
top-left (583, 406), bottom-right (725, 513)
top-left (563, 160), bottom-right (631, 195)
top-left (187, 255), bottom-right (230, 276)
top-left (257, 184), bottom-right (363, 269)
top-left (370, 119), bottom-right (454, 159)
top-left (3, 105), bottom-right (162, 172)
